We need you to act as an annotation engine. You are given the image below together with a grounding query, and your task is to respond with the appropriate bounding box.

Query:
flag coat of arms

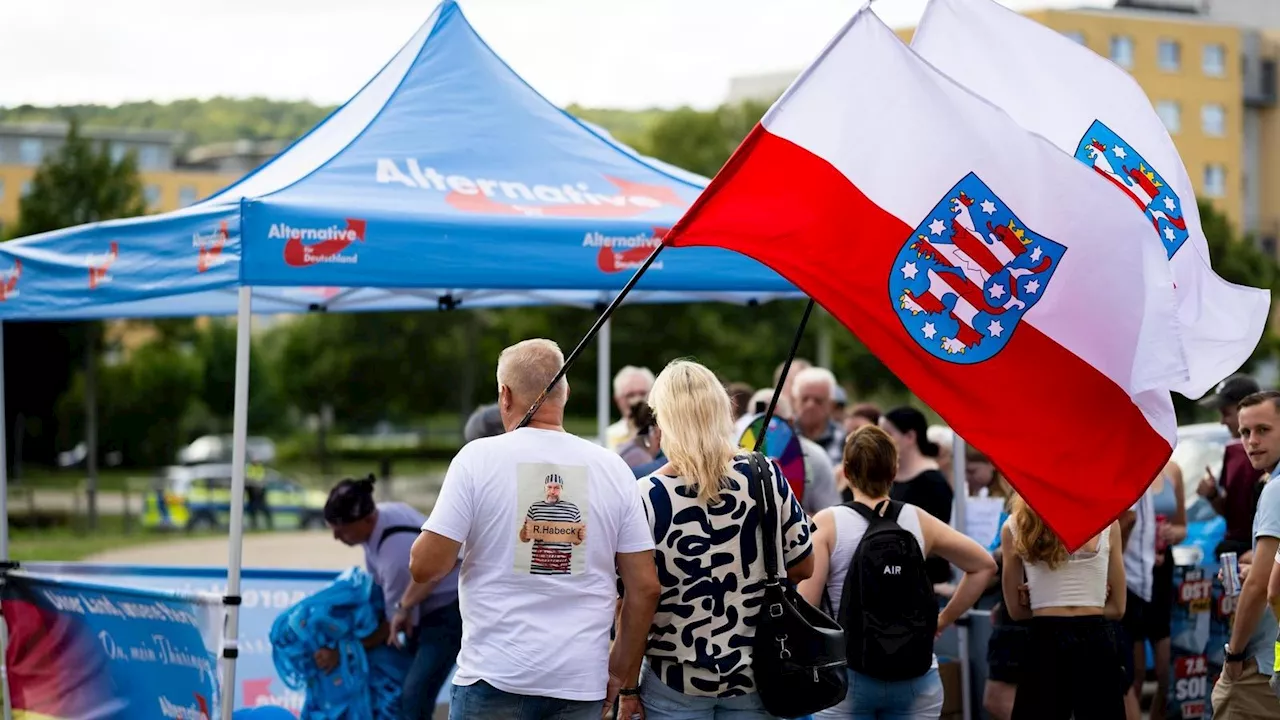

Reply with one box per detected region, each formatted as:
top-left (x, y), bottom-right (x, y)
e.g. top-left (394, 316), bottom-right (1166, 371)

top-left (912, 0), bottom-right (1271, 400)
top-left (662, 7), bottom-right (1187, 549)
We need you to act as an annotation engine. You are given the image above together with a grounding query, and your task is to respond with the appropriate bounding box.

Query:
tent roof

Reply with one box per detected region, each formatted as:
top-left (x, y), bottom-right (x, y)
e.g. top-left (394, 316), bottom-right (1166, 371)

top-left (0, 1), bottom-right (795, 320)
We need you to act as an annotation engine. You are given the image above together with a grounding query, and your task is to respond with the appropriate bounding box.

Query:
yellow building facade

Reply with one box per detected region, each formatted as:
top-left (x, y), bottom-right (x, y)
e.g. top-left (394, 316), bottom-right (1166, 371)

top-left (0, 165), bottom-right (236, 234)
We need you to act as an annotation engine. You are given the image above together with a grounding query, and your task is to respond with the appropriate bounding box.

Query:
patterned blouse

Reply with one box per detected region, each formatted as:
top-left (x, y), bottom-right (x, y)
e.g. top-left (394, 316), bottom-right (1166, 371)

top-left (637, 453), bottom-right (813, 697)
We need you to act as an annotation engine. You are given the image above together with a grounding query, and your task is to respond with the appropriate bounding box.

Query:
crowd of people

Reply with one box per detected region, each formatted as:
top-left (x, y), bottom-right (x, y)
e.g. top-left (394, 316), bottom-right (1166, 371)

top-left (314, 339), bottom-right (1280, 720)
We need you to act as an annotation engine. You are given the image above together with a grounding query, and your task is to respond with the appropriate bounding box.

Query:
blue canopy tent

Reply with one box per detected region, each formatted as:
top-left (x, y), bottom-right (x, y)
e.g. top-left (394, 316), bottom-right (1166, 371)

top-left (0, 1), bottom-right (800, 715)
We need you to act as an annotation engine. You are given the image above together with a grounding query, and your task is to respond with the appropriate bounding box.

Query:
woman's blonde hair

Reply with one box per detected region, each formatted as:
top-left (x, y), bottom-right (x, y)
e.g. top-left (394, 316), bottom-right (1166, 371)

top-left (648, 359), bottom-right (739, 504)
top-left (1011, 495), bottom-right (1068, 570)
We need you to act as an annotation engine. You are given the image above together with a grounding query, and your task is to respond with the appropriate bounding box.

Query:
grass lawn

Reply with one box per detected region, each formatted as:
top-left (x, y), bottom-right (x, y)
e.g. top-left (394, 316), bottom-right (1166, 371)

top-left (8, 515), bottom-right (216, 562)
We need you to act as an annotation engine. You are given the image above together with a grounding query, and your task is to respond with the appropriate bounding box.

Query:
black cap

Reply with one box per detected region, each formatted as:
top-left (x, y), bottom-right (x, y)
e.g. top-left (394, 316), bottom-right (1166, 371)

top-left (464, 403), bottom-right (505, 443)
top-left (1199, 374), bottom-right (1261, 409)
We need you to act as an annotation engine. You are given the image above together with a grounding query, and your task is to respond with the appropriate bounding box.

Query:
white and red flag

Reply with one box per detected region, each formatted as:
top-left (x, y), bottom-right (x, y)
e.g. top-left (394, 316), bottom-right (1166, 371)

top-left (912, 0), bottom-right (1270, 399)
top-left (662, 6), bottom-right (1187, 549)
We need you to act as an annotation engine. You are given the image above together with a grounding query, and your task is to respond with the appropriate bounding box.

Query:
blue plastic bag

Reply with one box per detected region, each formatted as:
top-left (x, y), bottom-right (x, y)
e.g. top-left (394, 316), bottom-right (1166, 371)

top-left (269, 567), bottom-right (409, 719)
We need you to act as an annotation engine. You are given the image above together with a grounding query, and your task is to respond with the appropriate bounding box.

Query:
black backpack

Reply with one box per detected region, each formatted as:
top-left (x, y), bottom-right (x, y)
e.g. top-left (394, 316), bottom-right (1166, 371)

top-left (836, 500), bottom-right (938, 682)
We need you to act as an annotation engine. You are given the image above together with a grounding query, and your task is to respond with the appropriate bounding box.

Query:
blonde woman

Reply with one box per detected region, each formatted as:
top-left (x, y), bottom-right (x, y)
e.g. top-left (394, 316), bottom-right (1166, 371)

top-left (1002, 497), bottom-right (1127, 719)
top-left (636, 359), bottom-right (814, 718)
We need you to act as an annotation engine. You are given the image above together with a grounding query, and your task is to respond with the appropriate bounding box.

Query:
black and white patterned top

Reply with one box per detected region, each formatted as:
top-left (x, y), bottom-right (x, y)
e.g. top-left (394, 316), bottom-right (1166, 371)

top-left (637, 453), bottom-right (813, 698)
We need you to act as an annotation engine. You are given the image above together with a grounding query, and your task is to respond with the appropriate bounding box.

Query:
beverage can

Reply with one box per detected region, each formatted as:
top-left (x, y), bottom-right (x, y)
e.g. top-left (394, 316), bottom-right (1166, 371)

top-left (1220, 552), bottom-right (1241, 597)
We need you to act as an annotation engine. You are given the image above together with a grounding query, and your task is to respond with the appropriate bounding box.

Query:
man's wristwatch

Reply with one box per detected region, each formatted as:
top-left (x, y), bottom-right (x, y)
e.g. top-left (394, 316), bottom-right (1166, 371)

top-left (1224, 644), bottom-right (1247, 663)
top-left (618, 687), bottom-right (640, 697)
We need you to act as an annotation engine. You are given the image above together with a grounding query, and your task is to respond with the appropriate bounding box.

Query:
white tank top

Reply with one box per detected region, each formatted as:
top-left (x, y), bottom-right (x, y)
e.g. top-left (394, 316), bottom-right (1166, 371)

top-left (1022, 525), bottom-right (1110, 610)
top-left (824, 503), bottom-right (926, 611)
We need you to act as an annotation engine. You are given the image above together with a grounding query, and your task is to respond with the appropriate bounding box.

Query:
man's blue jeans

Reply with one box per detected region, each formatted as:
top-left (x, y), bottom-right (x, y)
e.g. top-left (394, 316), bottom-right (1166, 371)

top-left (401, 601), bottom-right (462, 720)
top-left (449, 680), bottom-right (603, 720)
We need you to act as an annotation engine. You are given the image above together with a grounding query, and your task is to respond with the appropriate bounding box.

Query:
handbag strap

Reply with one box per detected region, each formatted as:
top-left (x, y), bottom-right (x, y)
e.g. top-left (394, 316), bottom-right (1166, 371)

top-left (746, 451), bottom-right (782, 582)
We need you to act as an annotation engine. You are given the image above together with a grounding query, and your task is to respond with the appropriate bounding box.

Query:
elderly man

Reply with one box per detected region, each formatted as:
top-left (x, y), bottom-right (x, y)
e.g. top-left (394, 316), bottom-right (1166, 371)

top-left (791, 365), bottom-right (847, 466)
top-left (740, 388), bottom-right (841, 515)
top-left (606, 365), bottom-right (655, 450)
top-left (410, 339), bottom-right (660, 720)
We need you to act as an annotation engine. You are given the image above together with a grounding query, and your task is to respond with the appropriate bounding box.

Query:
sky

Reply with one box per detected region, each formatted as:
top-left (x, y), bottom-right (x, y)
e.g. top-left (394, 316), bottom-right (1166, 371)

top-left (0, 0), bottom-right (1111, 111)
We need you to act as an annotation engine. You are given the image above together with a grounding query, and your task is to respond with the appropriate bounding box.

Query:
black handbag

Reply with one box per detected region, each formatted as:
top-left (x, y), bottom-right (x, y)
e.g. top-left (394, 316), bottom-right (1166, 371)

top-left (745, 451), bottom-right (848, 718)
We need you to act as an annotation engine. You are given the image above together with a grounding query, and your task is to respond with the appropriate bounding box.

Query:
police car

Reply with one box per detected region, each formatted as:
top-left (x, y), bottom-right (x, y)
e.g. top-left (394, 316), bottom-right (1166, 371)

top-left (142, 463), bottom-right (328, 532)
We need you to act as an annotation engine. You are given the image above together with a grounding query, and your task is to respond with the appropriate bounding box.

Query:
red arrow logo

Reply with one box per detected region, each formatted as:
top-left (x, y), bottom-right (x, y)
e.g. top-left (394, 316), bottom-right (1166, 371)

top-left (0, 260), bottom-right (22, 301)
top-left (283, 219), bottom-right (366, 267)
top-left (197, 221), bottom-right (228, 273)
top-left (88, 242), bottom-right (119, 289)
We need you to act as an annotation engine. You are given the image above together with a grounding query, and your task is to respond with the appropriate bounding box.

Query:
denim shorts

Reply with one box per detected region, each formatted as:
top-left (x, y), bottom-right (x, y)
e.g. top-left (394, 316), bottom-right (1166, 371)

top-left (815, 667), bottom-right (944, 719)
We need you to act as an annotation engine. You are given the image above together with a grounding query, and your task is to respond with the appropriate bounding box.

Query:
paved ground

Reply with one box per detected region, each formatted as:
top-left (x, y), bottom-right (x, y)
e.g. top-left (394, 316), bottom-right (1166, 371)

top-left (83, 530), bottom-right (366, 567)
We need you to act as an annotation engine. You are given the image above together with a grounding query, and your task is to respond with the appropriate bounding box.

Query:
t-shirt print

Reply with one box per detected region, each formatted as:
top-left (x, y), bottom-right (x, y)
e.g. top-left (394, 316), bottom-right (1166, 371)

top-left (515, 462), bottom-right (589, 576)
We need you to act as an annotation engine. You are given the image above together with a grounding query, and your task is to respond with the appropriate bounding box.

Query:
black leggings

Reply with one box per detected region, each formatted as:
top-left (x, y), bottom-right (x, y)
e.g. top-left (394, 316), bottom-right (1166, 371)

top-left (1011, 616), bottom-right (1128, 720)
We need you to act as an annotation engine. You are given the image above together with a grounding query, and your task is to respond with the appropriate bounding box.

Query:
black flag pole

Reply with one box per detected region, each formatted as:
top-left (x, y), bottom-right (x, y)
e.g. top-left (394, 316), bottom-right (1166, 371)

top-left (753, 298), bottom-right (816, 452)
top-left (516, 243), bottom-right (667, 430)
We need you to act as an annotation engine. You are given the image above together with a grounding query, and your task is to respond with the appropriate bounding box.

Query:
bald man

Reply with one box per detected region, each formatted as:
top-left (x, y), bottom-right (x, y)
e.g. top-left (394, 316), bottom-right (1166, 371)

top-left (410, 339), bottom-right (660, 720)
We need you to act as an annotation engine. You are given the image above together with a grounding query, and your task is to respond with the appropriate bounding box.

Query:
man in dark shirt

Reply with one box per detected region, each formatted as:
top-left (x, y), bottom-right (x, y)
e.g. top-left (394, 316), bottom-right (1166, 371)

top-left (1198, 374), bottom-right (1263, 556)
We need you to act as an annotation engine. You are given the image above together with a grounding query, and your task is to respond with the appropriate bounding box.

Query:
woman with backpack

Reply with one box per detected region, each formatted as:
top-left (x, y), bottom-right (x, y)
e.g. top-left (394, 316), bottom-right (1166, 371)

top-left (797, 425), bottom-right (996, 718)
top-left (634, 359), bottom-right (815, 719)
top-left (1001, 496), bottom-right (1128, 719)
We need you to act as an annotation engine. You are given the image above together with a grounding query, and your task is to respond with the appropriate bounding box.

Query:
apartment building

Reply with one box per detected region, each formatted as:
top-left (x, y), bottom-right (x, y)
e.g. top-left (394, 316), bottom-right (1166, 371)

top-left (0, 123), bottom-right (238, 235)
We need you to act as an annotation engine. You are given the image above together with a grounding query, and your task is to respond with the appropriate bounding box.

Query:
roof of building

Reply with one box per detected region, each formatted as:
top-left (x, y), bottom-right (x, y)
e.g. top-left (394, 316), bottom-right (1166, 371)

top-left (0, 121), bottom-right (182, 145)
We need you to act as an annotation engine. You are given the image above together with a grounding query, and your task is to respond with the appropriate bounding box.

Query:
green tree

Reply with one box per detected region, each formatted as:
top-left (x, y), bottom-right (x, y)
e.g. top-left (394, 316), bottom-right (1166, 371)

top-left (57, 341), bottom-right (204, 467)
top-left (1169, 201), bottom-right (1280, 422)
top-left (643, 101), bottom-right (770, 178)
top-left (15, 120), bottom-right (147, 236)
top-left (6, 120), bottom-right (152, 487)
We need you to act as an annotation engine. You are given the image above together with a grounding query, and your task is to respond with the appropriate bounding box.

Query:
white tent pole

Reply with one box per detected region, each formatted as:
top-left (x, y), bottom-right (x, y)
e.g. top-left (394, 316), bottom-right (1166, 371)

top-left (951, 434), bottom-right (972, 720)
top-left (596, 318), bottom-right (611, 446)
top-left (0, 320), bottom-right (8, 562)
top-left (219, 287), bottom-right (253, 720)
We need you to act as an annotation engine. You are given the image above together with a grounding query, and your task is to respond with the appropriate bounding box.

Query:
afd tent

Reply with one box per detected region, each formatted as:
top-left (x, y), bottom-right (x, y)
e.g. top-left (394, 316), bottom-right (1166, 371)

top-left (0, 1), bottom-right (800, 715)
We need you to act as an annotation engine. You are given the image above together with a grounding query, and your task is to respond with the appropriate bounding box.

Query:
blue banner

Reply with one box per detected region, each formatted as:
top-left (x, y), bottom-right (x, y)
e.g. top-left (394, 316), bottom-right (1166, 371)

top-left (2, 570), bottom-right (222, 719)
top-left (23, 563), bottom-right (340, 715)
top-left (19, 562), bottom-right (455, 716)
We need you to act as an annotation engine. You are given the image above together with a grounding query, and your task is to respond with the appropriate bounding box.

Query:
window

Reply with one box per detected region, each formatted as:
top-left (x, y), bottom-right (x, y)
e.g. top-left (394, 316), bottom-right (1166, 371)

top-left (137, 145), bottom-right (165, 170)
top-left (1202, 104), bottom-right (1226, 136)
top-left (178, 185), bottom-right (198, 207)
top-left (1158, 39), bottom-right (1181, 72)
top-left (0, 178), bottom-right (5, 201)
top-left (1111, 35), bottom-right (1134, 69)
top-left (20, 181), bottom-right (32, 197)
top-left (1156, 100), bottom-right (1181, 133)
top-left (144, 185), bottom-right (161, 207)
top-left (18, 139), bottom-right (42, 165)
top-left (1203, 164), bottom-right (1227, 197)
top-left (109, 143), bottom-right (127, 164)
top-left (1062, 31), bottom-right (1085, 45)
top-left (1203, 43), bottom-right (1226, 77)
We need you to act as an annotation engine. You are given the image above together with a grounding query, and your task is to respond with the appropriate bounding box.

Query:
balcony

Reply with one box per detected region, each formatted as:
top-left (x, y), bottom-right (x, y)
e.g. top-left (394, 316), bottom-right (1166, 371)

top-left (1245, 58), bottom-right (1277, 108)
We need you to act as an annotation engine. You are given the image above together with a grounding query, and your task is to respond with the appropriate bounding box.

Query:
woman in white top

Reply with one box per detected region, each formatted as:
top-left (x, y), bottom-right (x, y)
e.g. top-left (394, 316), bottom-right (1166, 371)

top-left (798, 425), bottom-right (996, 719)
top-left (1001, 495), bottom-right (1127, 719)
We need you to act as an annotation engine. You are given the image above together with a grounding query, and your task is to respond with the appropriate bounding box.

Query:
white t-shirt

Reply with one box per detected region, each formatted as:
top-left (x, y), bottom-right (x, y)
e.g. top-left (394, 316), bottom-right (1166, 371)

top-left (423, 427), bottom-right (655, 701)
